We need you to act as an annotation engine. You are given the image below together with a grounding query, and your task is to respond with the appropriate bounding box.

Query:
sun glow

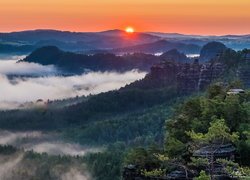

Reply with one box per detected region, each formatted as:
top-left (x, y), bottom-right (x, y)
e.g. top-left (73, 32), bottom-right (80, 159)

top-left (125, 27), bottom-right (134, 33)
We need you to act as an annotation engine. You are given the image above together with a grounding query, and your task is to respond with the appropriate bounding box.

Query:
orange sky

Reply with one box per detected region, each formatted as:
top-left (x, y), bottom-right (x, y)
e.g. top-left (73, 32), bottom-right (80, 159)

top-left (1, 0), bottom-right (250, 35)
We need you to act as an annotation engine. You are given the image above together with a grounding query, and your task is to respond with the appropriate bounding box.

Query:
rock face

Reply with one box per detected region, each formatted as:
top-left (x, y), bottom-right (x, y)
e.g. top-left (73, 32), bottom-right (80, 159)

top-left (145, 59), bottom-right (225, 93)
top-left (160, 49), bottom-right (189, 63)
top-left (199, 42), bottom-right (227, 62)
top-left (238, 51), bottom-right (250, 87)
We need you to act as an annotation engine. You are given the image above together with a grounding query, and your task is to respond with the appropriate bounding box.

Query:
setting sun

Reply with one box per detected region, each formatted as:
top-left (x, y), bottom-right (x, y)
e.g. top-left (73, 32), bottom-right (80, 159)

top-left (125, 27), bottom-right (134, 33)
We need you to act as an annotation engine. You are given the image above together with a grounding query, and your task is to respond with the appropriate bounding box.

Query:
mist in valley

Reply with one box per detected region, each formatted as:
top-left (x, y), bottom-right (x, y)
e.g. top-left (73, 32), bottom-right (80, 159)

top-left (0, 130), bottom-right (97, 180)
top-left (0, 55), bottom-right (143, 179)
top-left (0, 55), bottom-right (146, 109)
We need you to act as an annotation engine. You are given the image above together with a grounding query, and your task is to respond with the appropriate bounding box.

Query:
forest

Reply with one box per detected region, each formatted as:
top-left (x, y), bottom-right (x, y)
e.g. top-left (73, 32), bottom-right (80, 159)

top-left (0, 47), bottom-right (249, 179)
top-left (124, 83), bottom-right (250, 179)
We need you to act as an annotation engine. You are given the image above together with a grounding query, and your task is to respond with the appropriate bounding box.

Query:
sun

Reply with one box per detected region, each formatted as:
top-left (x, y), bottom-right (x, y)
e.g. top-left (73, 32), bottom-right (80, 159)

top-left (125, 27), bottom-right (134, 33)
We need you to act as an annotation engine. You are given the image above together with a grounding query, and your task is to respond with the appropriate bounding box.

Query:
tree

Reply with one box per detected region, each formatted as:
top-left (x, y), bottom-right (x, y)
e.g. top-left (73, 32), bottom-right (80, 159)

top-left (186, 118), bottom-right (239, 145)
top-left (194, 170), bottom-right (210, 180)
top-left (207, 84), bottom-right (226, 99)
top-left (187, 119), bottom-right (239, 180)
top-left (164, 136), bottom-right (186, 158)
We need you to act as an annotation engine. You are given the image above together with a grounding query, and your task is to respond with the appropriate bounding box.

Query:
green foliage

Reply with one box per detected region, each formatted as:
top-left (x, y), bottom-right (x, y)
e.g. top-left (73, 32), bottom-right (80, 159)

top-left (83, 144), bottom-right (125, 180)
top-left (164, 137), bottom-right (186, 158)
top-left (0, 145), bottom-right (17, 155)
top-left (165, 84), bottom-right (249, 163)
top-left (207, 83), bottom-right (226, 99)
top-left (64, 103), bottom-right (172, 145)
top-left (189, 157), bottom-right (209, 167)
top-left (187, 119), bottom-right (239, 144)
top-left (0, 82), bottom-right (183, 180)
top-left (142, 168), bottom-right (165, 177)
top-left (124, 145), bottom-right (162, 171)
top-left (217, 159), bottom-right (250, 179)
top-left (194, 170), bottom-right (210, 180)
top-left (0, 145), bottom-right (88, 180)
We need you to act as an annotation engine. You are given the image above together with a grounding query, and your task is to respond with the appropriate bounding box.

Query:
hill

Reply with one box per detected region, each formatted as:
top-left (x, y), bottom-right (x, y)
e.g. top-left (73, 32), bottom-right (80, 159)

top-left (199, 41), bottom-right (227, 62)
top-left (21, 46), bottom-right (161, 73)
top-left (112, 40), bottom-right (201, 54)
top-left (0, 29), bottom-right (160, 53)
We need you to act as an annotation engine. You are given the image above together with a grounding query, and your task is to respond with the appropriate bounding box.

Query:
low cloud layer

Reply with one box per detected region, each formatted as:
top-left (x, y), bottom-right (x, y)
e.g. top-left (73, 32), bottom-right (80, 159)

top-left (0, 56), bottom-right (57, 76)
top-left (0, 130), bottom-right (94, 180)
top-left (0, 130), bottom-right (101, 156)
top-left (0, 70), bottom-right (146, 109)
top-left (28, 142), bottom-right (100, 156)
top-left (61, 168), bottom-right (91, 180)
top-left (0, 56), bottom-right (146, 109)
top-left (0, 154), bottom-right (24, 180)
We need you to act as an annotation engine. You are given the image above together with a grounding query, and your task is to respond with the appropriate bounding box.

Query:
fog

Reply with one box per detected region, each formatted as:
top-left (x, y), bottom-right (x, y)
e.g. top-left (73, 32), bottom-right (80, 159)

top-left (0, 60), bottom-right (57, 76)
top-left (0, 56), bottom-right (97, 179)
top-left (0, 56), bottom-right (146, 109)
top-left (61, 168), bottom-right (91, 180)
top-left (0, 130), bottom-right (95, 179)
top-left (0, 153), bottom-right (92, 180)
top-left (0, 130), bottom-right (101, 156)
top-left (0, 154), bottom-right (24, 180)
top-left (0, 55), bottom-right (56, 76)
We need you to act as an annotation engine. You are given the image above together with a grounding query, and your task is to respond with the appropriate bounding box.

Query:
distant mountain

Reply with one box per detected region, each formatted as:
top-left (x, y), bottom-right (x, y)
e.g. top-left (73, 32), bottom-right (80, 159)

top-left (21, 46), bottom-right (161, 73)
top-left (147, 32), bottom-right (250, 50)
top-left (160, 49), bottom-right (188, 63)
top-left (112, 40), bottom-right (201, 54)
top-left (0, 43), bottom-right (34, 54)
top-left (199, 41), bottom-right (227, 62)
top-left (0, 29), bottom-right (160, 53)
top-left (98, 29), bottom-right (125, 36)
top-left (1, 29), bottom-right (250, 55)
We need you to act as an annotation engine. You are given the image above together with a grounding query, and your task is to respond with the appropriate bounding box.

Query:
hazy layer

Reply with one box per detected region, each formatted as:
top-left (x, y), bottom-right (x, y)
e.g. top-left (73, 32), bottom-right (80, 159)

top-left (0, 130), bottom-right (101, 156)
top-left (0, 56), bottom-right (146, 109)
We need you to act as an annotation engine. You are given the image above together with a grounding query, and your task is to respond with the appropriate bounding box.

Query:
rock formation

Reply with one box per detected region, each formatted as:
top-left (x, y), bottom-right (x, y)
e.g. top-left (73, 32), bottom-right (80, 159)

top-left (199, 42), bottom-right (227, 62)
top-left (160, 49), bottom-right (189, 63)
top-left (147, 60), bottom-right (225, 93)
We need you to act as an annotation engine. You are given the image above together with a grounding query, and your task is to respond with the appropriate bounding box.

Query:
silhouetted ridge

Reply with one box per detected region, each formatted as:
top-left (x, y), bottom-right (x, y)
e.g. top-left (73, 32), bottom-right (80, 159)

top-left (21, 46), bottom-right (161, 72)
top-left (113, 40), bottom-right (201, 54)
top-left (200, 41), bottom-right (227, 62)
top-left (23, 46), bottom-right (63, 65)
top-left (160, 49), bottom-right (188, 62)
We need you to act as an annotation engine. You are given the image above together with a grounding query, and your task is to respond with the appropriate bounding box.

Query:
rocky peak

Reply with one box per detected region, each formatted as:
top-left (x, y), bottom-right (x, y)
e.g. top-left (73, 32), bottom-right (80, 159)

top-left (199, 42), bottom-right (227, 62)
top-left (160, 49), bottom-right (188, 63)
top-left (147, 60), bottom-right (225, 93)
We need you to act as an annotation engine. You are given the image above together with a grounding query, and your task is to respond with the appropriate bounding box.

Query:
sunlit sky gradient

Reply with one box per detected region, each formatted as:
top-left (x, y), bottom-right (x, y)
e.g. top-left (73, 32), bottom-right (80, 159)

top-left (1, 0), bottom-right (250, 35)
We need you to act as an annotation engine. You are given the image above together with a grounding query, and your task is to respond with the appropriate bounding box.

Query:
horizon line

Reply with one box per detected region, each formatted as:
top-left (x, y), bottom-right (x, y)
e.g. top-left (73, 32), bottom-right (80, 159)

top-left (0, 28), bottom-right (250, 37)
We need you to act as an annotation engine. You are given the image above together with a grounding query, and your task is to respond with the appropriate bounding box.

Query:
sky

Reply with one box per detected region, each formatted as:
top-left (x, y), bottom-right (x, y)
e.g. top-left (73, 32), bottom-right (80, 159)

top-left (0, 0), bottom-right (250, 35)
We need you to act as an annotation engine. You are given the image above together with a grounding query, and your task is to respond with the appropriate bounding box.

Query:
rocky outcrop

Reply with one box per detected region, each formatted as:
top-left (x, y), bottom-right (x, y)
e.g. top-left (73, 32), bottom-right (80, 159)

top-left (238, 51), bottom-right (250, 87)
top-left (199, 42), bottom-right (227, 62)
top-left (160, 49), bottom-right (188, 63)
top-left (145, 60), bottom-right (225, 93)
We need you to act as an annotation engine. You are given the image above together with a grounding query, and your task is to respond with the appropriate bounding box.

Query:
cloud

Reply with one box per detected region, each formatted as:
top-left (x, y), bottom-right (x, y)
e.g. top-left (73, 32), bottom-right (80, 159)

top-left (27, 142), bottom-right (100, 156)
top-left (0, 130), bottom-right (101, 156)
top-left (0, 60), bottom-right (57, 76)
top-left (0, 70), bottom-right (146, 109)
top-left (0, 55), bottom-right (146, 109)
top-left (0, 131), bottom-right (42, 145)
top-left (61, 168), bottom-right (91, 180)
top-left (0, 153), bottom-right (92, 180)
top-left (0, 130), bottom-right (96, 179)
top-left (0, 154), bottom-right (24, 180)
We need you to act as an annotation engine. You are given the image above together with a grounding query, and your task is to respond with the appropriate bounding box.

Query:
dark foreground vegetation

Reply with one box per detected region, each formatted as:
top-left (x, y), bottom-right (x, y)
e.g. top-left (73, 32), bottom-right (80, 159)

top-left (0, 86), bottom-right (183, 179)
top-left (124, 84), bottom-right (250, 179)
